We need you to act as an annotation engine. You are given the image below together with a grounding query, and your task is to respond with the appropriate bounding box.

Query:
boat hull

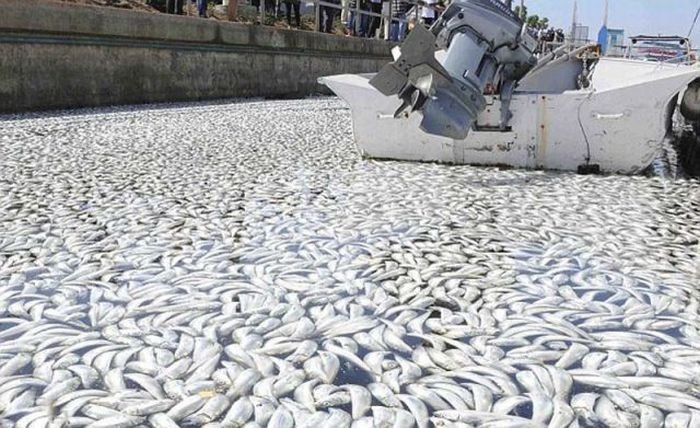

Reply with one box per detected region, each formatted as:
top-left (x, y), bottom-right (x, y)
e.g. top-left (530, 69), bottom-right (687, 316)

top-left (321, 59), bottom-right (700, 174)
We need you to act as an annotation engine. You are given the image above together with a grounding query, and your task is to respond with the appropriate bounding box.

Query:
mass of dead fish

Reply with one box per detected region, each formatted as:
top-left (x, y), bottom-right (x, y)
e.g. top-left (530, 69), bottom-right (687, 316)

top-left (0, 98), bottom-right (699, 427)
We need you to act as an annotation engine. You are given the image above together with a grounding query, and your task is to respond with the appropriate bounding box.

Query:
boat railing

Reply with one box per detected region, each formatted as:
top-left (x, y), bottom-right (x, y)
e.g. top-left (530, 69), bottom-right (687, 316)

top-left (661, 53), bottom-right (698, 65)
top-left (642, 53), bottom-right (700, 70)
top-left (536, 41), bottom-right (566, 56)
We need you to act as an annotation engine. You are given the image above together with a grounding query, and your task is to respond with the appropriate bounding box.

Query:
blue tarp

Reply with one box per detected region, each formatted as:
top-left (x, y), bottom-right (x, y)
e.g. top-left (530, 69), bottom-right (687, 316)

top-left (598, 25), bottom-right (609, 54)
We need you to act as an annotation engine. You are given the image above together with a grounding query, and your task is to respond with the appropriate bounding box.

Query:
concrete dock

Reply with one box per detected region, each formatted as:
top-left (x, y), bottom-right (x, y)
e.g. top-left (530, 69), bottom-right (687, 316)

top-left (0, 0), bottom-right (392, 112)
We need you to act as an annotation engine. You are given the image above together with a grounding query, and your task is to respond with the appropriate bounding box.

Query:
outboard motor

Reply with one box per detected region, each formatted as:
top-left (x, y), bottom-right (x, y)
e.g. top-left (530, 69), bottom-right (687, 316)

top-left (369, 0), bottom-right (537, 139)
top-left (681, 79), bottom-right (700, 123)
top-left (680, 79), bottom-right (700, 176)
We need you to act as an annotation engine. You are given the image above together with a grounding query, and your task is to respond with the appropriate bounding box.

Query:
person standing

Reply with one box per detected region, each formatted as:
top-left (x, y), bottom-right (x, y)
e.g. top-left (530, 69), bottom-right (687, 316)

top-left (226, 0), bottom-right (238, 21)
top-left (341, 0), bottom-right (350, 29)
top-left (347, 0), bottom-right (359, 35)
top-left (359, 0), bottom-right (370, 36)
top-left (390, 0), bottom-right (407, 41)
top-left (347, 0), bottom-right (370, 36)
top-left (265, 0), bottom-right (275, 15)
top-left (367, 0), bottom-right (382, 38)
top-left (321, 0), bottom-right (341, 33)
top-left (285, 0), bottom-right (301, 27)
top-left (381, 0), bottom-right (391, 40)
top-left (196, 0), bottom-right (207, 17)
top-left (158, 0), bottom-right (184, 14)
top-left (555, 28), bottom-right (565, 43)
top-left (420, 0), bottom-right (437, 26)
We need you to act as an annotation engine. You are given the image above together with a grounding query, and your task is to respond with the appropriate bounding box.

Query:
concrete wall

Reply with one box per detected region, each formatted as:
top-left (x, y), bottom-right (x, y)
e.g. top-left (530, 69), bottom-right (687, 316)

top-left (0, 0), bottom-right (393, 112)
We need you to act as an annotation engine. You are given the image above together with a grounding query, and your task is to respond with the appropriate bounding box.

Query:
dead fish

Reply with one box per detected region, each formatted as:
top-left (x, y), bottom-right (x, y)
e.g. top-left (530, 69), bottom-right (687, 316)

top-left (1, 98), bottom-right (699, 428)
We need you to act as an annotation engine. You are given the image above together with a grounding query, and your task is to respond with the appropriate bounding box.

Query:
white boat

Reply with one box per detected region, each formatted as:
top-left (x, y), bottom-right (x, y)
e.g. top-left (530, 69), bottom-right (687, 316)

top-left (320, 1), bottom-right (700, 175)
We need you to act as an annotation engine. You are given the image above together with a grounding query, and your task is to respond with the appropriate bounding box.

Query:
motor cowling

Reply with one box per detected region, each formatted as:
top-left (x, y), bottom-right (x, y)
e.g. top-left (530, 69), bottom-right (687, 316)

top-left (369, 0), bottom-right (537, 140)
top-left (681, 79), bottom-right (700, 122)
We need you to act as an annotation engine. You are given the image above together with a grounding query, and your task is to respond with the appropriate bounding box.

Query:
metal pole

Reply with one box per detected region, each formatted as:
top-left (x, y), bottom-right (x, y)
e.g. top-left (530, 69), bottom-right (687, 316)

top-left (570, 0), bottom-right (577, 44)
top-left (315, 0), bottom-right (321, 31)
top-left (382, 0), bottom-right (389, 40)
top-left (688, 1), bottom-right (700, 39)
top-left (260, 0), bottom-right (265, 24)
top-left (354, 0), bottom-right (361, 35)
top-left (388, 2), bottom-right (393, 40)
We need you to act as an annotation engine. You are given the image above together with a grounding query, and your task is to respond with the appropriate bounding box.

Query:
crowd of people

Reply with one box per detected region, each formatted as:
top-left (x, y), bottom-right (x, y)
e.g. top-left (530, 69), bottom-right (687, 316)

top-left (279, 0), bottom-right (444, 39)
top-left (534, 27), bottom-right (567, 54)
top-left (341, 0), bottom-right (444, 40)
top-left (153, 0), bottom-right (562, 48)
top-left (246, 0), bottom-right (445, 39)
top-left (150, 0), bottom-right (443, 40)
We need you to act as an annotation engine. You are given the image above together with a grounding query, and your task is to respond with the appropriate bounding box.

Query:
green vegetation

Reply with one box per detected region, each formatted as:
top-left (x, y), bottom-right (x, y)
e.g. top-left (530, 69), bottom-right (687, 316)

top-left (513, 5), bottom-right (550, 30)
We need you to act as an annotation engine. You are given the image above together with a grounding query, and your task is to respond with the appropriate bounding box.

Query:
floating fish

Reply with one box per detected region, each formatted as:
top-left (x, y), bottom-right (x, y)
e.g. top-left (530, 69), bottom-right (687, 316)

top-left (0, 98), bottom-right (698, 427)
